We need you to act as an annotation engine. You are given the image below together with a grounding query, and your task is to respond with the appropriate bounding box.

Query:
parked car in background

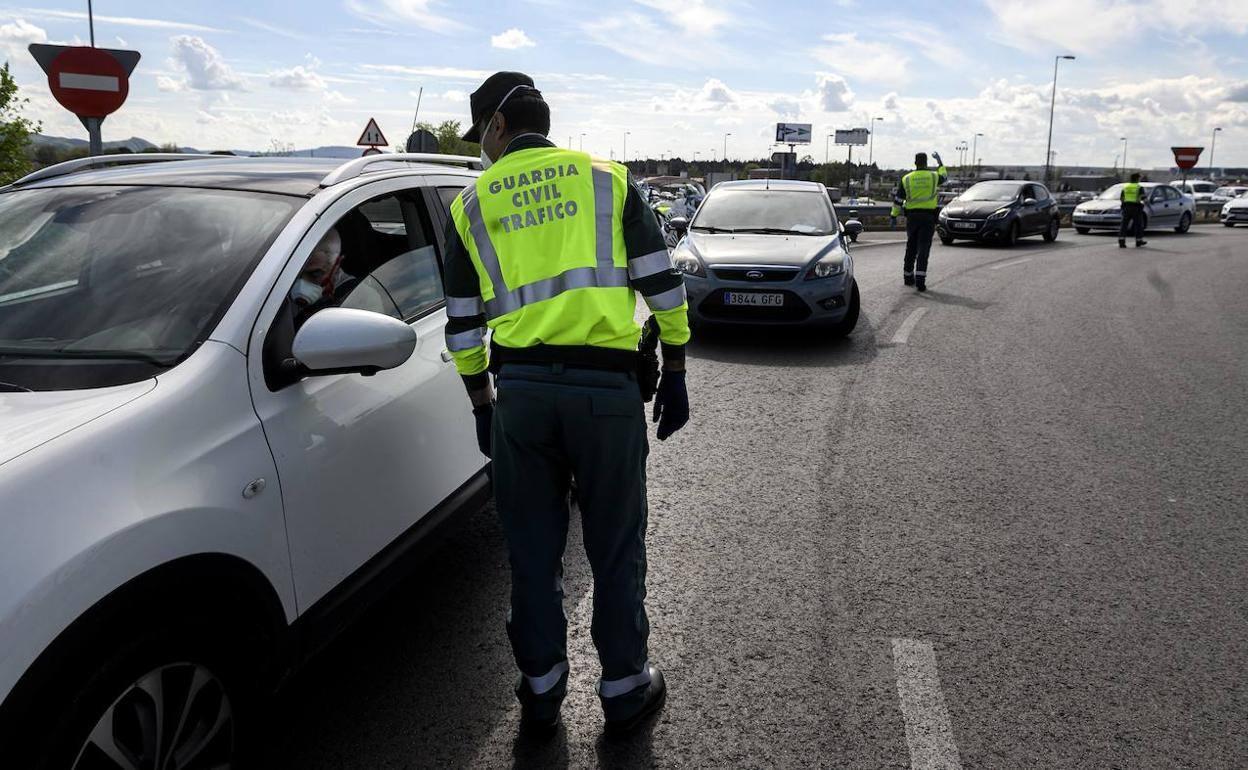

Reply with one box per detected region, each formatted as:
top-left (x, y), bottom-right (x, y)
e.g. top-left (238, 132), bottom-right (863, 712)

top-left (1073, 182), bottom-right (1195, 234)
top-left (670, 179), bottom-right (858, 335)
top-left (1221, 194), bottom-right (1248, 226)
top-left (0, 153), bottom-right (491, 769)
top-left (937, 180), bottom-right (1061, 246)
top-left (1214, 185), bottom-right (1248, 200)
top-left (1171, 180), bottom-right (1231, 203)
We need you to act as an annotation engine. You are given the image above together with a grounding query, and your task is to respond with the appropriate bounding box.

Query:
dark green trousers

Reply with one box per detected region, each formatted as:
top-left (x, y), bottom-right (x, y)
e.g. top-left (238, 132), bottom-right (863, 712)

top-left (492, 363), bottom-right (651, 701)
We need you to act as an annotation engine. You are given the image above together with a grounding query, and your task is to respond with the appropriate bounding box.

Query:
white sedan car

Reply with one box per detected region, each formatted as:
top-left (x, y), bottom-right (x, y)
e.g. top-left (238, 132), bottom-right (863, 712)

top-left (0, 153), bottom-right (489, 767)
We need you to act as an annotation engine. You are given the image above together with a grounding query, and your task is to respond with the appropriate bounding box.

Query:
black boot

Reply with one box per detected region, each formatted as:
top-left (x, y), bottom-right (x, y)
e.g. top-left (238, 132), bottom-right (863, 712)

top-left (903, 275), bottom-right (915, 286)
top-left (516, 669), bottom-right (568, 737)
top-left (1136, 239), bottom-right (1147, 247)
top-left (915, 278), bottom-right (926, 292)
top-left (602, 664), bottom-right (667, 736)
top-left (1119, 240), bottom-right (1127, 248)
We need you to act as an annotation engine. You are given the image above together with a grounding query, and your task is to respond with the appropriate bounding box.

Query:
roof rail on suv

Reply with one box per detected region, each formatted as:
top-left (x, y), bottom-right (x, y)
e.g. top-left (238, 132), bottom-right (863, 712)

top-left (320, 153), bottom-right (483, 187)
top-left (11, 153), bottom-right (228, 187)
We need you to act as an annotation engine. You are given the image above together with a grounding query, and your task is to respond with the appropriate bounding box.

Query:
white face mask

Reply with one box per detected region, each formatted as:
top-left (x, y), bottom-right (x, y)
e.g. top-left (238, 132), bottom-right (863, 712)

top-left (290, 278), bottom-right (323, 307)
top-left (478, 84), bottom-right (534, 170)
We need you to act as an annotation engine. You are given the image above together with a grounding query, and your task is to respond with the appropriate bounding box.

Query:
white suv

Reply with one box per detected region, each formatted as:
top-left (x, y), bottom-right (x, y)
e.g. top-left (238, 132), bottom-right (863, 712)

top-left (0, 153), bottom-right (489, 767)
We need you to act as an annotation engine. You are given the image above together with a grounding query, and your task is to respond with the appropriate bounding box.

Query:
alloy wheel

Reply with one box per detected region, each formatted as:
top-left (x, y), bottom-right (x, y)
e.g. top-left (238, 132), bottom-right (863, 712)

top-left (73, 662), bottom-right (234, 770)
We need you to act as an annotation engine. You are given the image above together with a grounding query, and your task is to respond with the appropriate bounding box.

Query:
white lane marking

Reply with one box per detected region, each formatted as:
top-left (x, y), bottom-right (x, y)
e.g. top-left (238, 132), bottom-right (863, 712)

top-left (891, 307), bottom-right (928, 345)
top-left (989, 257), bottom-right (1032, 270)
top-left (59, 73), bottom-right (120, 92)
top-left (892, 639), bottom-right (963, 770)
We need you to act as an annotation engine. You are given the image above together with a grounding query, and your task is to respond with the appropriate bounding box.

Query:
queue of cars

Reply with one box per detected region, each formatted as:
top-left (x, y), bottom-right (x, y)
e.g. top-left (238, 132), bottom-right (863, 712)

top-left (0, 152), bottom-right (491, 768)
top-left (1072, 182), bottom-right (1196, 235)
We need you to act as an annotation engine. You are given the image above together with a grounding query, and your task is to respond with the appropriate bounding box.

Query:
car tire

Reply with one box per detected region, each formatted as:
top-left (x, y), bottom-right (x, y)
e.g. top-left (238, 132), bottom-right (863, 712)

top-left (1042, 218), bottom-right (1059, 242)
top-left (1225, 222), bottom-right (1235, 227)
top-left (1005, 221), bottom-right (1020, 247)
top-left (1075, 226), bottom-right (1090, 235)
top-left (831, 280), bottom-right (859, 338)
top-left (5, 619), bottom-right (262, 770)
top-left (939, 233), bottom-right (954, 245)
top-left (1175, 212), bottom-right (1192, 233)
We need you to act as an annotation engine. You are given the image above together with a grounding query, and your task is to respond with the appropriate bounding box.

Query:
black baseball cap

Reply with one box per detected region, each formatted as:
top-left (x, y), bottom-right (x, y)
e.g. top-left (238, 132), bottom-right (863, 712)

top-left (462, 71), bottom-right (539, 143)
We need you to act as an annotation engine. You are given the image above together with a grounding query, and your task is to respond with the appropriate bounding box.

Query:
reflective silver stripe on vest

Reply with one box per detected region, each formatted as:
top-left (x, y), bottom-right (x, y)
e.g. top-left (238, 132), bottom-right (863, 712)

top-left (628, 248), bottom-right (674, 280)
top-left (598, 661), bottom-right (652, 698)
top-left (592, 166), bottom-right (616, 271)
top-left (526, 660), bottom-right (569, 696)
top-left (445, 327), bottom-right (485, 352)
top-left (461, 185), bottom-right (510, 294)
top-left (446, 295), bottom-right (484, 318)
top-left (643, 283), bottom-right (687, 312)
top-left (484, 265), bottom-right (630, 319)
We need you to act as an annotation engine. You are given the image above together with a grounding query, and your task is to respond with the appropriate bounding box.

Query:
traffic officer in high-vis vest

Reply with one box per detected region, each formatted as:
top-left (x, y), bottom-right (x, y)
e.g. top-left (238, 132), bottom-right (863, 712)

top-left (442, 72), bottom-right (690, 736)
top-left (1119, 172), bottom-right (1147, 248)
top-left (890, 151), bottom-right (947, 292)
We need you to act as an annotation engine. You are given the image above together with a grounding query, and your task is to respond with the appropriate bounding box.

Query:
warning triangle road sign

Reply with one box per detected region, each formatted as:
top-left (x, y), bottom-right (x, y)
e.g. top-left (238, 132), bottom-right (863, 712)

top-left (357, 118), bottom-right (388, 148)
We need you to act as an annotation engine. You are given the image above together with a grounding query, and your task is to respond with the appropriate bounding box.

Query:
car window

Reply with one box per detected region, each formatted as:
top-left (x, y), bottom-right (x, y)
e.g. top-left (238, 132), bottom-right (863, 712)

top-left (1034, 184), bottom-right (1051, 201)
top-left (1162, 186), bottom-right (1179, 201)
top-left (692, 189), bottom-right (834, 235)
top-left (1150, 187), bottom-right (1166, 202)
top-left (369, 244), bottom-right (443, 319)
top-left (339, 274), bottom-right (402, 319)
top-left (438, 186), bottom-right (467, 214)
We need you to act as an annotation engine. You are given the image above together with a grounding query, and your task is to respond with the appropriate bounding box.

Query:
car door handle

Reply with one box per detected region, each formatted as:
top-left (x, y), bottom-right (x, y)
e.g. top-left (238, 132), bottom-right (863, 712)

top-left (440, 350), bottom-right (454, 363)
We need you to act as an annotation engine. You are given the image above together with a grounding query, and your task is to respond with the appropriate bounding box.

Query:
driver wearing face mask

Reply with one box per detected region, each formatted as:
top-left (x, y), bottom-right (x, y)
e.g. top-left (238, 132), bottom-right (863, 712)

top-left (290, 227), bottom-right (346, 309)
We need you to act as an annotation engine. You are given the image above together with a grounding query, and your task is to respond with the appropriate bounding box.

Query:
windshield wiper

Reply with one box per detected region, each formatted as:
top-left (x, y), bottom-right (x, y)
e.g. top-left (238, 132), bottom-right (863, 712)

top-left (0, 348), bottom-right (178, 367)
top-left (0, 380), bottom-right (32, 392)
top-left (690, 225), bottom-right (734, 233)
top-left (735, 227), bottom-right (828, 236)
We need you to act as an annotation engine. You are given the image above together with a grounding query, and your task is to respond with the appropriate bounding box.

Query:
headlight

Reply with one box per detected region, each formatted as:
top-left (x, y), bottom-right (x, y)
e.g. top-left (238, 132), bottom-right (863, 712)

top-left (806, 257), bottom-right (846, 280)
top-left (1224, 203), bottom-right (1233, 214)
top-left (987, 207), bottom-right (1012, 220)
top-left (672, 249), bottom-right (704, 277)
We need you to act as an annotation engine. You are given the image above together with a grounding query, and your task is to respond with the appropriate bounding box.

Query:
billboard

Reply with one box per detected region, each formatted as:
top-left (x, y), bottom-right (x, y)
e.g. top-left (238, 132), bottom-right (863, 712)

top-left (775, 123), bottom-right (812, 144)
top-left (835, 128), bottom-right (870, 146)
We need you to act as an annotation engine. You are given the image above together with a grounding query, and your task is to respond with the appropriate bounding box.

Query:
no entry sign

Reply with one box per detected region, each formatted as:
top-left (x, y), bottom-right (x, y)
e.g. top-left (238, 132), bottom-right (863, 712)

top-left (1171, 146), bottom-right (1204, 170)
top-left (29, 44), bottom-right (141, 119)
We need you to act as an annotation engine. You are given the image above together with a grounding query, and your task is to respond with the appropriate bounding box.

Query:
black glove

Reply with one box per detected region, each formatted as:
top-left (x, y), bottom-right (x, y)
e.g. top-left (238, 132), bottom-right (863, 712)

top-left (932, 151), bottom-right (943, 166)
top-left (472, 403), bottom-right (493, 458)
top-left (652, 370), bottom-right (689, 441)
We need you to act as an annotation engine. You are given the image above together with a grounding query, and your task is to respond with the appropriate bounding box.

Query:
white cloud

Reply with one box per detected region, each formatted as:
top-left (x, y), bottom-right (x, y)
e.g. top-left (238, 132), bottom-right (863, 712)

top-left (634, 0), bottom-right (731, 36)
top-left (344, 0), bottom-right (464, 35)
top-left (440, 89), bottom-right (468, 102)
top-left (0, 18), bottom-right (45, 57)
top-left (583, 13), bottom-right (663, 62)
top-left (156, 75), bottom-right (185, 92)
top-left (815, 74), bottom-right (854, 112)
top-left (163, 36), bottom-right (245, 91)
top-left (360, 64), bottom-right (491, 81)
top-left (491, 28), bottom-right (535, 50)
top-left (270, 65), bottom-right (327, 91)
top-left (987, 0), bottom-right (1248, 54)
top-left (236, 16), bottom-right (309, 40)
top-left (17, 9), bottom-right (225, 33)
top-left (813, 33), bottom-right (909, 87)
top-left (697, 78), bottom-right (738, 107)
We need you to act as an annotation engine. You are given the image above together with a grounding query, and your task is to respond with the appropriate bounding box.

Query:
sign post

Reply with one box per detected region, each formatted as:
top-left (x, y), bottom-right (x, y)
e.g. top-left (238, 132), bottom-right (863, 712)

top-left (774, 123), bottom-right (811, 178)
top-left (1171, 146), bottom-right (1203, 188)
top-left (835, 128), bottom-right (870, 197)
top-left (357, 118), bottom-right (389, 156)
top-left (29, 43), bottom-right (140, 156)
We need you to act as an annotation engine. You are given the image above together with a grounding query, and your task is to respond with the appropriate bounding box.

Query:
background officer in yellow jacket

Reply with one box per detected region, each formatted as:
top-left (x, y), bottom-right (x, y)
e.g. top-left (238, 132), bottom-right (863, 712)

top-left (442, 72), bottom-right (689, 736)
top-left (890, 151), bottom-right (947, 292)
top-left (1119, 172), bottom-right (1147, 248)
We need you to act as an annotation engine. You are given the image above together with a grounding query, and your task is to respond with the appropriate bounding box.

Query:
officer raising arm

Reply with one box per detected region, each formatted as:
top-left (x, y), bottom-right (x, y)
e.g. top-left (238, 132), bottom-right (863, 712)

top-left (441, 72), bottom-right (689, 736)
top-left (890, 151), bottom-right (947, 292)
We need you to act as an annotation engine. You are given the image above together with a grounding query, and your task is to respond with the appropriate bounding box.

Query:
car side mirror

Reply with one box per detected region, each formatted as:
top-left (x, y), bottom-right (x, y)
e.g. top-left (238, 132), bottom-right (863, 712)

top-left (668, 216), bottom-right (689, 235)
top-left (289, 308), bottom-right (417, 378)
top-left (1023, 197), bottom-right (1037, 207)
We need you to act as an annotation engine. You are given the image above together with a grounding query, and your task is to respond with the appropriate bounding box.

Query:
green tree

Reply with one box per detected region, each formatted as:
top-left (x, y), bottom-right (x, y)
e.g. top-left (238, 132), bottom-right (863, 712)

top-left (0, 63), bottom-right (40, 183)
top-left (416, 120), bottom-right (479, 157)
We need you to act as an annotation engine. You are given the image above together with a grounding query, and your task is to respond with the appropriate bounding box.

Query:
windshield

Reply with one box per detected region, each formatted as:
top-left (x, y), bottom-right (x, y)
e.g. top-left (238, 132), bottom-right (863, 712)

top-left (692, 189), bottom-right (835, 235)
top-left (0, 185), bottom-right (299, 391)
top-left (1097, 184), bottom-right (1130, 200)
top-left (958, 182), bottom-right (1022, 202)
top-left (1189, 182), bottom-right (1216, 193)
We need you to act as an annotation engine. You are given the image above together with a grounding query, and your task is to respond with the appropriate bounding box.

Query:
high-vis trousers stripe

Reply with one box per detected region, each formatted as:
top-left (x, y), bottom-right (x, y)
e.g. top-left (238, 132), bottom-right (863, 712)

top-left (526, 660), bottom-right (570, 695)
top-left (599, 662), bottom-right (652, 698)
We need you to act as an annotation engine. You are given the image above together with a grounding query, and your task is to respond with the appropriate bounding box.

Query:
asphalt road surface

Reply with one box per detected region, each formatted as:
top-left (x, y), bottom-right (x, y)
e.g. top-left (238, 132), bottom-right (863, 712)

top-left (258, 225), bottom-right (1247, 769)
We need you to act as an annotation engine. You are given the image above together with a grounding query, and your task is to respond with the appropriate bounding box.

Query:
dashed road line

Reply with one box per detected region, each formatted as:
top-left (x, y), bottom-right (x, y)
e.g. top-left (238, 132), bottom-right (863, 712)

top-left (988, 257), bottom-right (1032, 270)
top-left (892, 638), bottom-right (963, 770)
top-left (891, 307), bottom-right (928, 345)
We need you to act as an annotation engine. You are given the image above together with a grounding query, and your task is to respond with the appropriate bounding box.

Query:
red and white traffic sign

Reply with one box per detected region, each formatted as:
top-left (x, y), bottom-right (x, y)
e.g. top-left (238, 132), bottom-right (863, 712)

top-left (1171, 146), bottom-right (1204, 170)
top-left (357, 118), bottom-right (388, 148)
top-left (29, 44), bottom-right (140, 119)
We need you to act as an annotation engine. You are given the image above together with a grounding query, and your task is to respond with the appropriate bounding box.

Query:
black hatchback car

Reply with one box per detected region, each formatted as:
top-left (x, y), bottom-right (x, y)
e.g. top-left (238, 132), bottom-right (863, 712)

top-left (937, 180), bottom-right (1061, 246)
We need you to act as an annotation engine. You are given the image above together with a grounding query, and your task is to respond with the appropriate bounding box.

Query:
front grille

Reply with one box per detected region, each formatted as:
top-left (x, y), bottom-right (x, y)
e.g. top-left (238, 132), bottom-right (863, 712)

top-left (710, 266), bottom-right (802, 282)
top-left (698, 290), bottom-right (811, 321)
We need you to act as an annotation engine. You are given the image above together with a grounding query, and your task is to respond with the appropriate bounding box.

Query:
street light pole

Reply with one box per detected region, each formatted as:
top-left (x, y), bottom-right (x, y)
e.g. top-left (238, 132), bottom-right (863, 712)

top-left (1120, 136), bottom-right (1128, 173)
top-left (623, 130), bottom-right (629, 167)
top-left (1045, 54), bottom-right (1076, 185)
top-left (724, 132), bottom-right (732, 162)
top-left (971, 132), bottom-right (983, 179)
top-left (868, 116), bottom-right (883, 166)
top-left (826, 134), bottom-right (834, 164)
top-left (1210, 127), bottom-right (1223, 175)
top-left (579, 133), bottom-right (586, 152)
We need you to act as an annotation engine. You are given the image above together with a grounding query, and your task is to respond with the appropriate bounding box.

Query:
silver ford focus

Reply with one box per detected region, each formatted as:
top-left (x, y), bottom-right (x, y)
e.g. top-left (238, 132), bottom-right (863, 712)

top-left (669, 180), bottom-right (859, 336)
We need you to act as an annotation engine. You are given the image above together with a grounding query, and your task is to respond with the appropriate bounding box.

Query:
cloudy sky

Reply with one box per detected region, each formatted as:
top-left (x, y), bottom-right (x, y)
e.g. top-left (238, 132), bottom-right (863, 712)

top-left (2, 0), bottom-right (1246, 169)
